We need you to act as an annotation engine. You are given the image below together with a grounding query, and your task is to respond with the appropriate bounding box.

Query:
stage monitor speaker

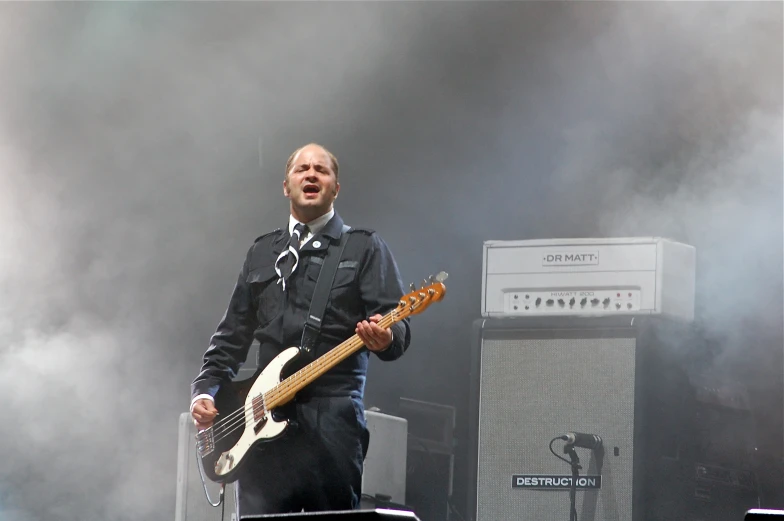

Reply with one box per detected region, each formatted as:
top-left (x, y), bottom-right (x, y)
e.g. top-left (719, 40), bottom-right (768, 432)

top-left (398, 398), bottom-right (456, 521)
top-left (176, 412), bottom-right (237, 521)
top-left (362, 410), bottom-right (408, 505)
top-left (240, 509), bottom-right (420, 520)
top-left (747, 510), bottom-right (784, 519)
top-left (467, 316), bottom-right (656, 521)
top-left (177, 409), bottom-right (411, 521)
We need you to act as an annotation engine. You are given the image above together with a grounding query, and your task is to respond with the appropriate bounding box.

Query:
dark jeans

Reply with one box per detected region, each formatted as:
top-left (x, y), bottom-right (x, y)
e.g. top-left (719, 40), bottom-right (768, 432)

top-left (234, 395), bottom-right (369, 517)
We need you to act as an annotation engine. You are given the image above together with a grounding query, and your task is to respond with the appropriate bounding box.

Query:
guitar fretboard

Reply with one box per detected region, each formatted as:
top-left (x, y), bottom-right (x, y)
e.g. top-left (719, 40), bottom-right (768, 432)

top-left (262, 308), bottom-right (401, 409)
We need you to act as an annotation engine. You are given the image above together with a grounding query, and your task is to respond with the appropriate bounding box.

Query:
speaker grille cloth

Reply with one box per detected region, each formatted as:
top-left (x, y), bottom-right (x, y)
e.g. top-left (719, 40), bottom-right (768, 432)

top-left (476, 336), bottom-right (636, 521)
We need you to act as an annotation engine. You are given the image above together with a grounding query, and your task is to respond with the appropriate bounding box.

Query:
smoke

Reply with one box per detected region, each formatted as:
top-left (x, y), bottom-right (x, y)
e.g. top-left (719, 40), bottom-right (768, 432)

top-left (544, 3), bottom-right (782, 350)
top-left (0, 3), bottom-right (425, 521)
top-left (0, 125), bottom-right (187, 519)
top-left (0, 2), bottom-right (476, 519)
top-left (537, 3), bottom-right (783, 503)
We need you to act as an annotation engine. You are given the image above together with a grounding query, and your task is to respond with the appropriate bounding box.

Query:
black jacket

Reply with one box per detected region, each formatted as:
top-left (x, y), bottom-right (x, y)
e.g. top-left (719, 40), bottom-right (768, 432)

top-left (191, 212), bottom-right (411, 400)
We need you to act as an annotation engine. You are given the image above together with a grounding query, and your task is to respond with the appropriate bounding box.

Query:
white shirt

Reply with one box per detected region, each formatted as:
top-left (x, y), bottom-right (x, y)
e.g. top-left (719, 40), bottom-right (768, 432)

top-left (191, 209), bottom-right (336, 412)
top-left (289, 208), bottom-right (334, 247)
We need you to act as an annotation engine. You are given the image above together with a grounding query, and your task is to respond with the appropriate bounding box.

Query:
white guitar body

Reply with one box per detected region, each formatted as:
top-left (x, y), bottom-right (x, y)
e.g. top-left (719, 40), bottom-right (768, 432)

top-left (212, 346), bottom-right (300, 479)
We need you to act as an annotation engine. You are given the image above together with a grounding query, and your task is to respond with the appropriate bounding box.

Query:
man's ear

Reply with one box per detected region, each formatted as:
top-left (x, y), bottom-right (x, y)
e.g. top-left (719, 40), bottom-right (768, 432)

top-left (283, 179), bottom-right (290, 197)
top-left (333, 182), bottom-right (340, 198)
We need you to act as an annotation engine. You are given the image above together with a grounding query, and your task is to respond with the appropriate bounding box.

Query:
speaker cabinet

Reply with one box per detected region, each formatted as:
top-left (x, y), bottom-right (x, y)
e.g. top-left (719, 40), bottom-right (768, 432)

top-left (644, 373), bottom-right (762, 521)
top-left (467, 316), bottom-right (653, 521)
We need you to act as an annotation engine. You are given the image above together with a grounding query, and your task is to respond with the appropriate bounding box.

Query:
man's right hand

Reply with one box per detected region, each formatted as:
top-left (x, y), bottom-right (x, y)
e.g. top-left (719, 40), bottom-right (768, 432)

top-left (192, 398), bottom-right (218, 430)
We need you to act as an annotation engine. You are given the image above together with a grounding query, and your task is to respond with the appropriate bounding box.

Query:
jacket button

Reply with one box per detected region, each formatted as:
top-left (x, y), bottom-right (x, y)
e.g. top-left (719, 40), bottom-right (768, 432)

top-left (313, 241), bottom-right (321, 248)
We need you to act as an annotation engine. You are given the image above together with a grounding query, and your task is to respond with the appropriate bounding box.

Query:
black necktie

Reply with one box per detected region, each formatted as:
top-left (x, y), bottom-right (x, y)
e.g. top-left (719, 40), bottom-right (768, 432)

top-left (275, 222), bottom-right (308, 290)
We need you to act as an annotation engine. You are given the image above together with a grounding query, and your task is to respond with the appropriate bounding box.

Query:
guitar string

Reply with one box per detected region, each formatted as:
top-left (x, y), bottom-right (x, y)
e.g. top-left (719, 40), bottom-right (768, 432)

top-left (205, 335), bottom-right (366, 447)
top-left (206, 314), bottom-right (394, 446)
top-left (257, 300), bottom-right (426, 407)
top-left (206, 309), bottom-right (398, 437)
top-left (200, 289), bottom-right (439, 451)
top-left (201, 296), bottom-right (429, 447)
top-left (207, 332), bottom-right (367, 443)
top-left (202, 309), bottom-right (405, 447)
top-left (205, 330), bottom-right (377, 446)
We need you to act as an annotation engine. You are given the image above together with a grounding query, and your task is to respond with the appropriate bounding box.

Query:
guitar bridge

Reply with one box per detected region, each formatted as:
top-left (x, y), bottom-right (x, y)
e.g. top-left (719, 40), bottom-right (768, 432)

top-left (195, 429), bottom-right (215, 457)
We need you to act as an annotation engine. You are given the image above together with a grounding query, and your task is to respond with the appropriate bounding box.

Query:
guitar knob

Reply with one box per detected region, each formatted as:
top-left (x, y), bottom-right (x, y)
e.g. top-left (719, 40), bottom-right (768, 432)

top-left (410, 283), bottom-right (417, 292)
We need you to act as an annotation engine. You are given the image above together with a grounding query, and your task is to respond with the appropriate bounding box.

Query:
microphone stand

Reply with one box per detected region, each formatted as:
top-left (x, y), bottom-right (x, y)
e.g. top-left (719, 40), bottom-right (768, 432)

top-left (565, 445), bottom-right (581, 521)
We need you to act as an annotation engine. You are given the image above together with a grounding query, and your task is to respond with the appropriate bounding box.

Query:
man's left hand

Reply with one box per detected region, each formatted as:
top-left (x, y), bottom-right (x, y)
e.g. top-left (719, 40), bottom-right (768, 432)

top-left (356, 314), bottom-right (392, 352)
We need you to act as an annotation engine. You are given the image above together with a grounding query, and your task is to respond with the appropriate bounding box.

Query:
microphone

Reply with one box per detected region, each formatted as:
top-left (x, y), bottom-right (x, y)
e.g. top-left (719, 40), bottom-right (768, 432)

top-left (562, 432), bottom-right (603, 450)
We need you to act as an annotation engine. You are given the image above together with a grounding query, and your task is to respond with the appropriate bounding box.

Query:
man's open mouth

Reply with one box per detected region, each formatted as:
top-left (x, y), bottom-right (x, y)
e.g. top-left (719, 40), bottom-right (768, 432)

top-left (303, 185), bottom-right (320, 194)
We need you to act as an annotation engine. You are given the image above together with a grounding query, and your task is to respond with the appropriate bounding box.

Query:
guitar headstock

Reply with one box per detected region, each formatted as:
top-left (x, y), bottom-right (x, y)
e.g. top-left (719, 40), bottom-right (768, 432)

top-left (395, 272), bottom-right (448, 319)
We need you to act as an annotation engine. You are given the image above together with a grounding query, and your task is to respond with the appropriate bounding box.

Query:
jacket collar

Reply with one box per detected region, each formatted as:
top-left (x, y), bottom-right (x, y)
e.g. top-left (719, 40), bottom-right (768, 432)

top-left (300, 212), bottom-right (346, 253)
top-left (318, 211), bottom-right (345, 240)
top-left (270, 212), bottom-right (346, 254)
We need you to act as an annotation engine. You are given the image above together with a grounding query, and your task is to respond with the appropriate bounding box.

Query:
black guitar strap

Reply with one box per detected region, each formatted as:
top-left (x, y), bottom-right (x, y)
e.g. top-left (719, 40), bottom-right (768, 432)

top-left (299, 224), bottom-right (351, 355)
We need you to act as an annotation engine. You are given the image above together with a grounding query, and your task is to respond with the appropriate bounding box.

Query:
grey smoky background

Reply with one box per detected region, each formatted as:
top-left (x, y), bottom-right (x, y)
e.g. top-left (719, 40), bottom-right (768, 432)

top-left (0, 2), bottom-right (780, 521)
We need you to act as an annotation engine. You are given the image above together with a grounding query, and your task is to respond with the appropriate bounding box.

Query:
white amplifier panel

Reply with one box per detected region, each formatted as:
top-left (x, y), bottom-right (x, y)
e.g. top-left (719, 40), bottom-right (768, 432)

top-left (482, 237), bottom-right (695, 321)
top-left (362, 410), bottom-right (408, 504)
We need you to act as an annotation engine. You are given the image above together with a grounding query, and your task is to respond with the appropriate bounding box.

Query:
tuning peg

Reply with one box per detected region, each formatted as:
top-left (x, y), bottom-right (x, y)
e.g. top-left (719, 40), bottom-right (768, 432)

top-left (435, 271), bottom-right (448, 282)
top-left (409, 282), bottom-right (417, 292)
top-left (422, 279), bottom-right (428, 288)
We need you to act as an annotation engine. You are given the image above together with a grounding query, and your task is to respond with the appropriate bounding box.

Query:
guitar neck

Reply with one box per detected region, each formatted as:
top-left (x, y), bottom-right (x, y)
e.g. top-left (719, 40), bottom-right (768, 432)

top-left (263, 310), bottom-right (399, 409)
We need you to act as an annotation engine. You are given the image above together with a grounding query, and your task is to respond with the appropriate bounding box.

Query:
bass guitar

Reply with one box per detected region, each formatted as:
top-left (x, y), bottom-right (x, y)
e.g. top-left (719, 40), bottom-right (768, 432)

top-left (195, 272), bottom-right (448, 483)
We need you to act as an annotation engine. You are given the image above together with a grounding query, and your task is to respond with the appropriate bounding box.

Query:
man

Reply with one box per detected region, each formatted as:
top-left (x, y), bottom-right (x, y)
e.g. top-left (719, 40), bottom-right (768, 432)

top-left (190, 143), bottom-right (411, 516)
